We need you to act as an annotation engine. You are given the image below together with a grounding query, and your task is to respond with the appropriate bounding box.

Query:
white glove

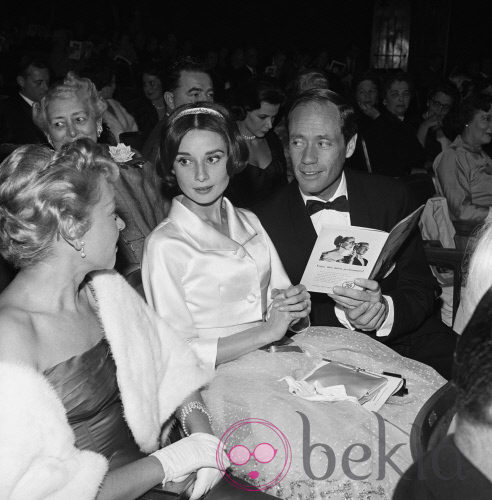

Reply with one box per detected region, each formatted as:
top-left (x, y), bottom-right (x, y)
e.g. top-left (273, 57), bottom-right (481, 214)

top-left (189, 467), bottom-right (224, 500)
top-left (151, 432), bottom-right (229, 484)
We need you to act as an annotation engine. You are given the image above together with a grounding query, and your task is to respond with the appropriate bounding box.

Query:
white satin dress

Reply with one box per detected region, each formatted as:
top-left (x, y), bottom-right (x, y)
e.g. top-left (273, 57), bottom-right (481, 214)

top-left (142, 195), bottom-right (291, 370)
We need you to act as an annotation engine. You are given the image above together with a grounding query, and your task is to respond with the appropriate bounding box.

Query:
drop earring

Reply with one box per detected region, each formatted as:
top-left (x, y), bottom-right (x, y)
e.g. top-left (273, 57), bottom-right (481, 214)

top-left (80, 241), bottom-right (86, 258)
top-left (97, 122), bottom-right (103, 137)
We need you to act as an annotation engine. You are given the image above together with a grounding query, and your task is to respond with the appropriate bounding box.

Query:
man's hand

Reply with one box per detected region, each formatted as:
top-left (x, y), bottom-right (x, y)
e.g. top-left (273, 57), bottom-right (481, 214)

top-left (328, 278), bottom-right (388, 331)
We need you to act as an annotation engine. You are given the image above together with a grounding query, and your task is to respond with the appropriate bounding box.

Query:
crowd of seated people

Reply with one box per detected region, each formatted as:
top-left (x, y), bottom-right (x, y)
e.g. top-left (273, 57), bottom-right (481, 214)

top-left (2, 23), bottom-right (492, 500)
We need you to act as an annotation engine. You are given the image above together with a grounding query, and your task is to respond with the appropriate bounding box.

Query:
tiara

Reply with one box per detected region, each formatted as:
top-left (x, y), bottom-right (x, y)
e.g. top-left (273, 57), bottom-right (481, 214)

top-left (172, 107), bottom-right (223, 122)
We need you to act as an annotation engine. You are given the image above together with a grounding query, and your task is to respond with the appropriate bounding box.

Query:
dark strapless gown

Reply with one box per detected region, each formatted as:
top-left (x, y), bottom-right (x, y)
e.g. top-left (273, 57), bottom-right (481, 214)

top-left (226, 130), bottom-right (288, 209)
top-left (43, 339), bottom-right (144, 471)
top-left (43, 339), bottom-right (273, 499)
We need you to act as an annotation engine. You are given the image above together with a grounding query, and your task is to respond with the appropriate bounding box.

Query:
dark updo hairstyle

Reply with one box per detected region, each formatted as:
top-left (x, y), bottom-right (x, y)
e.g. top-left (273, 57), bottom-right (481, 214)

top-left (427, 80), bottom-right (459, 104)
top-left (381, 71), bottom-right (413, 97)
top-left (353, 71), bottom-right (380, 96)
top-left (159, 102), bottom-right (248, 188)
top-left (233, 78), bottom-right (285, 121)
top-left (449, 93), bottom-right (492, 136)
top-left (0, 139), bottom-right (118, 268)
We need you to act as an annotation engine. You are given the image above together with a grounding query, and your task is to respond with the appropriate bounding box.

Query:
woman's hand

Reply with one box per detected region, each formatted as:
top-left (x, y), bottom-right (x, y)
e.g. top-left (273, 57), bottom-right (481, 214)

top-left (188, 467), bottom-right (223, 500)
top-left (151, 432), bottom-right (229, 484)
top-left (358, 102), bottom-right (380, 120)
top-left (271, 285), bottom-right (311, 320)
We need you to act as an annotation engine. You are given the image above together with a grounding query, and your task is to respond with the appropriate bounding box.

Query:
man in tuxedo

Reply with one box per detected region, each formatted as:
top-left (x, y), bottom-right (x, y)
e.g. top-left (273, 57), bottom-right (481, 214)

top-left (0, 57), bottom-right (50, 151)
top-left (252, 88), bottom-right (456, 378)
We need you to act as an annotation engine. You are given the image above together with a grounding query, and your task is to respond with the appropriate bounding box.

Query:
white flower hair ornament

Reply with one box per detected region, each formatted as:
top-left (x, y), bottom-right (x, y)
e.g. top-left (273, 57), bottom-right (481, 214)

top-left (109, 143), bottom-right (135, 163)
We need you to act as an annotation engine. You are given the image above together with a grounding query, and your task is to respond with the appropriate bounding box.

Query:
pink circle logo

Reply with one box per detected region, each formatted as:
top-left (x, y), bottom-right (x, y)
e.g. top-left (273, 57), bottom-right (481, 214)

top-left (216, 418), bottom-right (291, 491)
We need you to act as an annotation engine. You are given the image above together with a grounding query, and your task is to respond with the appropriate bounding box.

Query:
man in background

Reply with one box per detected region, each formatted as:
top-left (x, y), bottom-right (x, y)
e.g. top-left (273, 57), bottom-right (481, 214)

top-left (0, 56), bottom-right (50, 150)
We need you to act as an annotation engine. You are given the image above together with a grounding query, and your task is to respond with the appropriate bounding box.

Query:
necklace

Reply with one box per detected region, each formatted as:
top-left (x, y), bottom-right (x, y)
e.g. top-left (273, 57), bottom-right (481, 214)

top-left (238, 122), bottom-right (256, 140)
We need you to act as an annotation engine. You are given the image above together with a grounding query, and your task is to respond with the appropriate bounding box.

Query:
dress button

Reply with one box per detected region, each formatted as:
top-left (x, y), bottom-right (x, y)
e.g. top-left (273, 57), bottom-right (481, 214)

top-left (247, 293), bottom-right (256, 302)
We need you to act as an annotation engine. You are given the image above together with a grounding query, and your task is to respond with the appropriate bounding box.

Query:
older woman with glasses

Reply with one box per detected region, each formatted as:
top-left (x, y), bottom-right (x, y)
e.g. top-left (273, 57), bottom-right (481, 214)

top-left (417, 83), bottom-right (457, 169)
top-left (32, 72), bottom-right (168, 269)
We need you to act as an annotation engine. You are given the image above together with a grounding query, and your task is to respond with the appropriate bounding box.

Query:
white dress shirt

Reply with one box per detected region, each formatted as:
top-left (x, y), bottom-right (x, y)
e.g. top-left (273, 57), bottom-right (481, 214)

top-left (19, 93), bottom-right (35, 107)
top-left (300, 172), bottom-right (394, 336)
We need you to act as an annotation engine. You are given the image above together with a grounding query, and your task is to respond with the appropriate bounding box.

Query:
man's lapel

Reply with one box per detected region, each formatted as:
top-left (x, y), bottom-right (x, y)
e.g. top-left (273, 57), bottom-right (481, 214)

top-left (287, 181), bottom-right (318, 250)
top-left (345, 169), bottom-right (373, 228)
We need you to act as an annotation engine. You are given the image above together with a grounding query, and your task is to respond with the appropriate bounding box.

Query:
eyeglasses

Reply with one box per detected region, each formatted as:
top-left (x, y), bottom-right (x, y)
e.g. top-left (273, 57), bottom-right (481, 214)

top-left (227, 443), bottom-right (277, 465)
top-left (430, 99), bottom-right (451, 111)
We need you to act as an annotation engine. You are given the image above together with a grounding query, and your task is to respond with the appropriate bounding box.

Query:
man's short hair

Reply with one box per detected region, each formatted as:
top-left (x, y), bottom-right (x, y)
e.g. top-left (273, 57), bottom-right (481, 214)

top-left (381, 71), bottom-right (413, 97)
top-left (17, 55), bottom-right (49, 78)
top-left (288, 88), bottom-right (357, 144)
top-left (163, 57), bottom-right (211, 93)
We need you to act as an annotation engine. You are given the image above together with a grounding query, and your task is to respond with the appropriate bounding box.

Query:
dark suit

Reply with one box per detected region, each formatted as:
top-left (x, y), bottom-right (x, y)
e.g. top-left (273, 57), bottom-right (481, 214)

top-left (0, 93), bottom-right (47, 146)
top-left (393, 435), bottom-right (492, 500)
top-left (142, 115), bottom-right (169, 167)
top-left (252, 169), bottom-right (456, 377)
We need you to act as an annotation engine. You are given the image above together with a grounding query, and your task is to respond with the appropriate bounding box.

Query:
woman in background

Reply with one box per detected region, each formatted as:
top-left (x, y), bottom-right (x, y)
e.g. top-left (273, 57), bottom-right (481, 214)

top-left (33, 72), bottom-right (168, 268)
top-left (346, 73), bottom-right (383, 172)
top-left (82, 61), bottom-right (139, 145)
top-left (130, 66), bottom-right (167, 143)
top-left (227, 79), bottom-right (288, 207)
top-left (434, 94), bottom-right (492, 228)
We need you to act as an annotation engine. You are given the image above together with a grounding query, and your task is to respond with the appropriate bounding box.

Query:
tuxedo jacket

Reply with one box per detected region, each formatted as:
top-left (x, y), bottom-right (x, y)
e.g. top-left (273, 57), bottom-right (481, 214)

top-left (0, 93), bottom-right (47, 146)
top-left (252, 169), bottom-right (438, 342)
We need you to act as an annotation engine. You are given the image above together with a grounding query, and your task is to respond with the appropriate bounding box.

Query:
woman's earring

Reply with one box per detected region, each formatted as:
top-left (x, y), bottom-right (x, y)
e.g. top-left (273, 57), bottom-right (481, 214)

top-left (46, 134), bottom-right (54, 147)
top-left (80, 241), bottom-right (86, 258)
top-left (97, 122), bottom-right (103, 137)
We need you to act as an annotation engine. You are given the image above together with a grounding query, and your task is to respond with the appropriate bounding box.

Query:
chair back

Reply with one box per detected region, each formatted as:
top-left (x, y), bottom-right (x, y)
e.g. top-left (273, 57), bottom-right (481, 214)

top-left (410, 381), bottom-right (458, 461)
top-left (419, 197), bottom-right (464, 323)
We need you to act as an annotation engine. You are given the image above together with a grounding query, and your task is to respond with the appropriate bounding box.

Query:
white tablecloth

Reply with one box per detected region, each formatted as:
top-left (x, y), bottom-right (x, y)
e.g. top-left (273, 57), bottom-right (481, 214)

top-left (202, 327), bottom-right (445, 499)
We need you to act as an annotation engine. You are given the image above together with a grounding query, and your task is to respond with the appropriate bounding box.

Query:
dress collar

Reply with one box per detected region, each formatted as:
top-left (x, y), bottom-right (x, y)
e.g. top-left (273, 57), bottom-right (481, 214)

top-left (453, 134), bottom-right (485, 155)
top-left (169, 195), bottom-right (257, 251)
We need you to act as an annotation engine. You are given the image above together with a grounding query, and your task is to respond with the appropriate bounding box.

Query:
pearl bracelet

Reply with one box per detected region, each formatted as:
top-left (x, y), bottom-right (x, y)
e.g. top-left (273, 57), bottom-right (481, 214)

top-left (178, 401), bottom-right (213, 437)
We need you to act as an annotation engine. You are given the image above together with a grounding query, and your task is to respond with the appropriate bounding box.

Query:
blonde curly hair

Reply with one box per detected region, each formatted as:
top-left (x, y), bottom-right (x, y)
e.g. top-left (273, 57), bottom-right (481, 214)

top-left (0, 138), bottom-right (118, 268)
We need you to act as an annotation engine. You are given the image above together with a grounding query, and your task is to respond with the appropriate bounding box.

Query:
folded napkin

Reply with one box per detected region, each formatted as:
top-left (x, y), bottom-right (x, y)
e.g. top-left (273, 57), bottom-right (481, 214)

top-left (280, 376), bottom-right (360, 404)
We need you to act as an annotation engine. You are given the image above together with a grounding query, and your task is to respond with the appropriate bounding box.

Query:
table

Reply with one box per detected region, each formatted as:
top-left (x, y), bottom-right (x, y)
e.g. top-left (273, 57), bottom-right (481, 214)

top-left (202, 327), bottom-right (445, 499)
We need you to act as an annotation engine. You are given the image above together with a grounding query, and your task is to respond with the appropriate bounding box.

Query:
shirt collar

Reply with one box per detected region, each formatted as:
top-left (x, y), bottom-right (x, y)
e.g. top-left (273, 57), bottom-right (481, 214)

top-left (19, 92), bottom-right (35, 107)
top-left (169, 195), bottom-right (257, 251)
top-left (454, 134), bottom-right (485, 155)
top-left (300, 172), bottom-right (348, 205)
